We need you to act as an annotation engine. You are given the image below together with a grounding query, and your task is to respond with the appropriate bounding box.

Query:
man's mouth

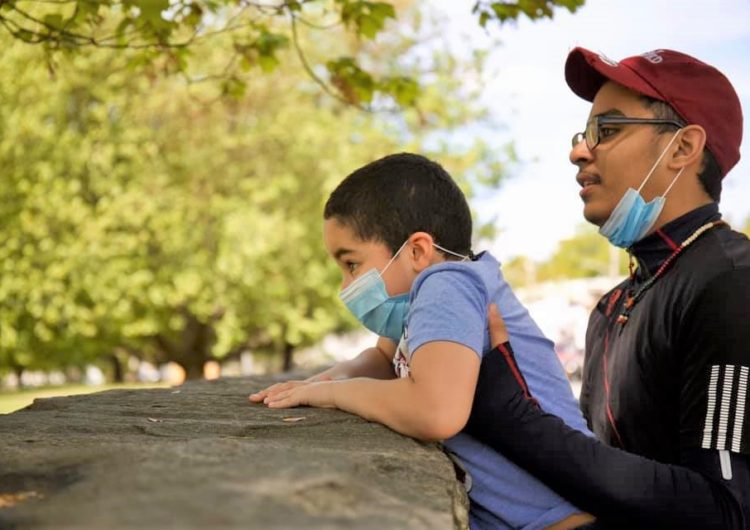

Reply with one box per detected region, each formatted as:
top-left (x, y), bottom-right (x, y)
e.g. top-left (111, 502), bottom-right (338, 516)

top-left (577, 172), bottom-right (601, 189)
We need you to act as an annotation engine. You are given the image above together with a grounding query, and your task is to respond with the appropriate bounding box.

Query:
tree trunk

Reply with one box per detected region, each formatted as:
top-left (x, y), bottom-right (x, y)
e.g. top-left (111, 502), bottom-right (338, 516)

top-left (156, 311), bottom-right (216, 380)
top-left (109, 353), bottom-right (124, 383)
top-left (12, 364), bottom-right (24, 390)
top-left (282, 342), bottom-right (294, 373)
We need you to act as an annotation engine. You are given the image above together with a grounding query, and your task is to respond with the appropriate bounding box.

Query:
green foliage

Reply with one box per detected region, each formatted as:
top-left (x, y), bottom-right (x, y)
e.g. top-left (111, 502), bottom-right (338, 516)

top-left (474, 0), bottom-right (584, 27)
top-left (504, 224), bottom-right (628, 288)
top-left (0, 0), bottom-right (584, 108)
top-left (338, 1), bottom-right (396, 39)
top-left (0, 3), bottom-right (511, 377)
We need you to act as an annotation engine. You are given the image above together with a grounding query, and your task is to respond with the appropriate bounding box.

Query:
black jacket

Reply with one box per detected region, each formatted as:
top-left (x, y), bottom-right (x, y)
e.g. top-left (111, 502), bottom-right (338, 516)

top-left (465, 203), bottom-right (750, 529)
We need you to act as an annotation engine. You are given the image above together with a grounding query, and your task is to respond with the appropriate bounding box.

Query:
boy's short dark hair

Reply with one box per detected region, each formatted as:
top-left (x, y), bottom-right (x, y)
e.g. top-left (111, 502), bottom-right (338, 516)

top-left (324, 153), bottom-right (473, 256)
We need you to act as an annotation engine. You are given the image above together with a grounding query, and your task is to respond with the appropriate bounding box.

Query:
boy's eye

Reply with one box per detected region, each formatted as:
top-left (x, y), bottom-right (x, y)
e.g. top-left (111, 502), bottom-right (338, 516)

top-left (346, 261), bottom-right (359, 274)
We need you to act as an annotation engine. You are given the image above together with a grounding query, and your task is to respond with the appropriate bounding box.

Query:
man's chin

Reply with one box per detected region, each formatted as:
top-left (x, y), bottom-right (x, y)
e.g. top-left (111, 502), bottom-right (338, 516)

top-left (582, 208), bottom-right (607, 228)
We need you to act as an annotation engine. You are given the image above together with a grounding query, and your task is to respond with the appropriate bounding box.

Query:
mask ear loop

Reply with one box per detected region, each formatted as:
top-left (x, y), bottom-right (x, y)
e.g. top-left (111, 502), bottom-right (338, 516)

top-left (380, 239), bottom-right (410, 276)
top-left (384, 238), bottom-right (472, 278)
top-left (637, 129), bottom-right (683, 194)
top-left (433, 242), bottom-right (471, 262)
top-left (661, 166), bottom-right (685, 198)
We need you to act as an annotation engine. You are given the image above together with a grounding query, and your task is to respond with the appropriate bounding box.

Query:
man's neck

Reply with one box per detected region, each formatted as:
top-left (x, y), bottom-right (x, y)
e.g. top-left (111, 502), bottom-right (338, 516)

top-left (650, 196), bottom-right (714, 235)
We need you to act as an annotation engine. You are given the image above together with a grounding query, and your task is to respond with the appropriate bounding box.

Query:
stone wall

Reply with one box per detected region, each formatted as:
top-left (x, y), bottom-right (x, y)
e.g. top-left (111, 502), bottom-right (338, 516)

top-left (0, 375), bottom-right (468, 529)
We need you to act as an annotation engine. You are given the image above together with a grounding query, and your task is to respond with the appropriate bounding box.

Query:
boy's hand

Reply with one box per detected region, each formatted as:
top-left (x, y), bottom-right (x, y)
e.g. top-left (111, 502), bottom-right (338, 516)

top-left (248, 374), bottom-right (333, 404)
top-left (261, 380), bottom-right (337, 409)
top-left (249, 380), bottom-right (306, 403)
top-left (488, 303), bottom-right (509, 347)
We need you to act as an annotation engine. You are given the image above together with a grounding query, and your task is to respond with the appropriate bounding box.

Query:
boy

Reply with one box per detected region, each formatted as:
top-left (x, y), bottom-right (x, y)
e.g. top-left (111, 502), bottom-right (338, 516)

top-left (250, 153), bottom-right (592, 529)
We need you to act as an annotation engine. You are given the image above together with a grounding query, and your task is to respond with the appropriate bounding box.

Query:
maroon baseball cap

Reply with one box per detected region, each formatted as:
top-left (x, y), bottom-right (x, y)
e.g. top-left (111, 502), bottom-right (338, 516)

top-left (565, 47), bottom-right (743, 177)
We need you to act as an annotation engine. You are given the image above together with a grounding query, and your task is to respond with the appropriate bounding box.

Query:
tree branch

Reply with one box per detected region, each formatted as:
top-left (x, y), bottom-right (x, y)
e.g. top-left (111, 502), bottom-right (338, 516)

top-left (289, 9), bottom-right (366, 110)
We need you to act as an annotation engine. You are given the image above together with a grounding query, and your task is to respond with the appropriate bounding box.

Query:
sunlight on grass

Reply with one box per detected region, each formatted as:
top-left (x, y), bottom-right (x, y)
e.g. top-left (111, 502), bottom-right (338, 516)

top-left (0, 383), bottom-right (170, 415)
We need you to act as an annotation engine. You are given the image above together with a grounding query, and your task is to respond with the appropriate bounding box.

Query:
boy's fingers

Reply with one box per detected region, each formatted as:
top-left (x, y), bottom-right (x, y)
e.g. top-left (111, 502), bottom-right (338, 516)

top-left (249, 387), bottom-right (271, 402)
top-left (267, 389), bottom-right (298, 409)
top-left (249, 381), bottom-right (306, 402)
top-left (488, 303), bottom-right (509, 348)
top-left (249, 382), bottom-right (290, 402)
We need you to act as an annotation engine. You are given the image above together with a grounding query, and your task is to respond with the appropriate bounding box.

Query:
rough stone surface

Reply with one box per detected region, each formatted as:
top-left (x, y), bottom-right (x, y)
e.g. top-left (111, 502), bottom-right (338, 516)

top-left (0, 375), bottom-right (469, 529)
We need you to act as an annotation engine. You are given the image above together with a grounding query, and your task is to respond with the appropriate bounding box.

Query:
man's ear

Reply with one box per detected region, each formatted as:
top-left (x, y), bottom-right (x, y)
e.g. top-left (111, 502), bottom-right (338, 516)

top-left (406, 232), bottom-right (435, 272)
top-left (669, 124), bottom-right (706, 171)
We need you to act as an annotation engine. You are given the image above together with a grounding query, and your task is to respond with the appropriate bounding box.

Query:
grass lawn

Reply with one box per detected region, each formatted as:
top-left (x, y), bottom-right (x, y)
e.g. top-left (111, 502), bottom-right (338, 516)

top-left (0, 383), bottom-right (170, 415)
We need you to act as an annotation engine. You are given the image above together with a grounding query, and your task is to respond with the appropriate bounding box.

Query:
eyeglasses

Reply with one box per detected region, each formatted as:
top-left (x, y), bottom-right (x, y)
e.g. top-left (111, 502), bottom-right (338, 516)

top-left (571, 116), bottom-right (685, 151)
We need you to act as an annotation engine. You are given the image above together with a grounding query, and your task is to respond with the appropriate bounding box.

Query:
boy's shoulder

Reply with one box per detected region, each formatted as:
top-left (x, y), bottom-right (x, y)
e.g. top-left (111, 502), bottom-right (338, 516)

top-left (411, 251), bottom-right (501, 299)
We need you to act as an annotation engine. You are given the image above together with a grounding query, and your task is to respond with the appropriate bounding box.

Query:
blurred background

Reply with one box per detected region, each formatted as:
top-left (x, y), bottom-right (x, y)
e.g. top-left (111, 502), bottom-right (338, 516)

top-left (1, 0), bottom-right (748, 412)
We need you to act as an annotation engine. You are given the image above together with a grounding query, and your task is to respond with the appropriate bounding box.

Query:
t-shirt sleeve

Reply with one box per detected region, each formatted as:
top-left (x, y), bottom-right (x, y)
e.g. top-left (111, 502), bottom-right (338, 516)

top-left (680, 268), bottom-right (750, 455)
top-left (407, 267), bottom-right (489, 358)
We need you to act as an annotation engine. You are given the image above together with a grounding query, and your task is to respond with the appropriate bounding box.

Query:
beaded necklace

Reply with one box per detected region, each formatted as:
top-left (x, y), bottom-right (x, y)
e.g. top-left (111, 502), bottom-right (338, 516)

top-left (616, 220), bottom-right (725, 325)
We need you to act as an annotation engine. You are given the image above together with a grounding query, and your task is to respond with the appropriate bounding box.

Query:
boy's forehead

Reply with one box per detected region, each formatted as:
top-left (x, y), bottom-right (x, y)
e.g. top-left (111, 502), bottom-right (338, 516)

top-left (322, 218), bottom-right (389, 258)
top-left (323, 218), bottom-right (364, 254)
top-left (323, 218), bottom-right (358, 243)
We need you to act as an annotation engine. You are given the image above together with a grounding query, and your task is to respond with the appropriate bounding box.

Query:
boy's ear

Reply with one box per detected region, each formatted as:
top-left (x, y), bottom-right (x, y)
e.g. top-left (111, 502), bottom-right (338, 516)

top-left (406, 231), bottom-right (435, 272)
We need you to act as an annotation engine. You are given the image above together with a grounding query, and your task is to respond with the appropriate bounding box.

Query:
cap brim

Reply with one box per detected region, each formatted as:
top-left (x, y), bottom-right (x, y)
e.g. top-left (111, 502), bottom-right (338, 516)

top-left (565, 47), bottom-right (663, 102)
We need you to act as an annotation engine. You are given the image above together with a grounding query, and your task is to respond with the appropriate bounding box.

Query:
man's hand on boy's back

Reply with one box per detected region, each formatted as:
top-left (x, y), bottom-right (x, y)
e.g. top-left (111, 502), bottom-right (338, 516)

top-left (487, 304), bottom-right (509, 348)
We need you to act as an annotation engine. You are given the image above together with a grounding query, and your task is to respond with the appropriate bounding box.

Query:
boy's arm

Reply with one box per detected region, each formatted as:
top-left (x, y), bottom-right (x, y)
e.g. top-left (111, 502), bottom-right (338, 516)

top-left (249, 337), bottom-right (396, 403)
top-left (307, 336), bottom-right (397, 381)
top-left (263, 340), bottom-right (480, 442)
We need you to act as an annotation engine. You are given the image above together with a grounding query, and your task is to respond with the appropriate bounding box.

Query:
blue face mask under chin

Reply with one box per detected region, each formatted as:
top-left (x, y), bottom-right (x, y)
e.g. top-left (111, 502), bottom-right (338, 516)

top-left (339, 239), bottom-right (469, 342)
top-left (599, 129), bottom-right (684, 248)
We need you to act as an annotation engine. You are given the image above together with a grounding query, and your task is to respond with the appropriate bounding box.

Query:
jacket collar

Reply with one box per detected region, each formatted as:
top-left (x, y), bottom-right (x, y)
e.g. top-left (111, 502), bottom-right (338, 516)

top-left (630, 203), bottom-right (722, 277)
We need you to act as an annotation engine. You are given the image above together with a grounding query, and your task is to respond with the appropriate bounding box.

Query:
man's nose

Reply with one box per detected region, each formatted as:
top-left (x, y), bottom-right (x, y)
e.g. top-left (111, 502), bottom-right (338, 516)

top-left (569, 138), bottom-right (593, 167)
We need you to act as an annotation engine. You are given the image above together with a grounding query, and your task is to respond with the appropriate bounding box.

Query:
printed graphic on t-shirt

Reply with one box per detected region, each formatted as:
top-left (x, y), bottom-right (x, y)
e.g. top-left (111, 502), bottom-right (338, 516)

top-left (392, 327), bottom-right (410, 378)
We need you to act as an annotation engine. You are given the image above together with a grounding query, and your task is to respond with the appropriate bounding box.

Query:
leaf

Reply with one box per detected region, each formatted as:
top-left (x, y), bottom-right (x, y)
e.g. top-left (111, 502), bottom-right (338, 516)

top-left (183, 3), bottom-right (204, 27)
top-left (43, 14), bottom-right (64, 31)
top-left (115, 17), bottom-right (134, 42)
top-left (326, 57), bottom-right (375, 105)
top-left (134, 0), bottom-right (171, 30)
top-left (340, 1), bottom-right (396, 40)
top-left (380, 76), bottom-right (419, 107)
top-left (222, 77), bottom-right (247, 99)
top-left (258, 55), bottom-right (279, 73)
top-left (15, 29), bottom-right (36, 43)
top-left (286, 0), bottom-right (302, 12)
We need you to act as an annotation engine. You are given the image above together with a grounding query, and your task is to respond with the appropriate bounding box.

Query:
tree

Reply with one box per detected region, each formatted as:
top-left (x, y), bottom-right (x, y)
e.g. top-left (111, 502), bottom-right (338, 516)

top-left (0, 1), bottom-right (588, 381)
top-left (0, 0), bottom-right (583, 107)
top-left (0, 3), bottom-right (514, 379)
top-left (502, 224), bottom-right (629, 288)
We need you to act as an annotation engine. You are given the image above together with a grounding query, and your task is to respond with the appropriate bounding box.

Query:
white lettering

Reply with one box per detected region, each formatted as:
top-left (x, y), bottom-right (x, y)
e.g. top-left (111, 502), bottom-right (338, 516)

top-left (641, 50), bottom-right (664, 64)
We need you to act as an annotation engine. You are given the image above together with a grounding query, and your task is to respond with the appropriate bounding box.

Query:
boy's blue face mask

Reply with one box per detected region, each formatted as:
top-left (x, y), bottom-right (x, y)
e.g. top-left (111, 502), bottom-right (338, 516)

top-left (339, 239), bottom-right (469, 342)
top-left (599, 129), bottom-right (684, 248)
top-left (339, 240), bottom-right (410, 342)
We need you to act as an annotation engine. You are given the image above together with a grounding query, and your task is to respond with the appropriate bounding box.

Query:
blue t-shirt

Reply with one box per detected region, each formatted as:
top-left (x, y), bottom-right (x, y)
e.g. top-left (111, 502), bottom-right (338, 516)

top-left (393, 251), bottom-right (592, 530)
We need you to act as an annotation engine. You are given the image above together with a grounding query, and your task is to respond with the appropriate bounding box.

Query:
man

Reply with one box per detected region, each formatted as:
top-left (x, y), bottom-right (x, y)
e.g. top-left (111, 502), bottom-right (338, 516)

top-left (465, 48), bottom-right (749, 528)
